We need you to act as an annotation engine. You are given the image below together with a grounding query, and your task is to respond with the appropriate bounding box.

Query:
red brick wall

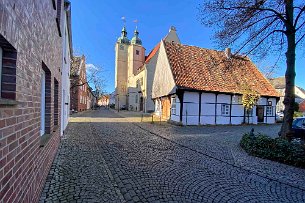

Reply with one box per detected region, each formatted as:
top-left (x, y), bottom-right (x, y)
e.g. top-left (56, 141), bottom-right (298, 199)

top-left (0, 0), bottom-right (63, 202)
top-left (70, 56), bottom-right (88, 112)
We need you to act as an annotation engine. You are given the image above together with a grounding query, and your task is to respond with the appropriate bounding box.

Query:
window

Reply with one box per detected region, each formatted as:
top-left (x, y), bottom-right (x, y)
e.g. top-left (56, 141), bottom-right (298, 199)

top-left (56, 0), bottom-right (62, 37)
top-left (41, 63), bottom-right (51, 135)
top-left (221, 104), bottom-right (230, 115)
top-left (135, 94), bottom-right (138, 103)
top-left (40, 70), bottom-right (46, 136)
top-left (54, 79), bottom-right (59, 126)
top-left (0, 34), bottom-right (17, 101)
top-left (120, 45), bottom-right (124, 50)
top-left (51, 0), bottom-right (56, 9)
top-left (266, 106), bottom-right (273, 116)
top-left (0, 47), bottom-right (2, 94)
top-left (171, 97), bottom-right (176, 115)
top-left (136, 50), bottom-right (140, 55)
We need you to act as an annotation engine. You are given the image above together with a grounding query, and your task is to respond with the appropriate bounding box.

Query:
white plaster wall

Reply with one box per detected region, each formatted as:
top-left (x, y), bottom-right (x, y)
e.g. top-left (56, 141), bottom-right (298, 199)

top-left (152, 41), bottom-right (176, 99)
top-left (172, 91), bottom-right (277, 125)
top-left (266, 97), bottom-right (276, 124)
top-left (215, 94), bottom-right (231, 124)
top-left (200, 93), bottom-right (216, 125)
top-left (61, 10), bottom-right (71, 135)
top-left (170, 95), bottom-right (180, 122)
top-left (231, 95), bottom-right (245, 125)
top-left (181, 92), bottom-right (199, 125)
top-left (146, 51), bottom-right (159, 112)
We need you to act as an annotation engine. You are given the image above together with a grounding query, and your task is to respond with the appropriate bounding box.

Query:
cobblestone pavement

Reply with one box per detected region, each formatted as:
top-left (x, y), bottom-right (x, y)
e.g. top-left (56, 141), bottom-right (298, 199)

top-left (40, 109), bottom-right (305, 203)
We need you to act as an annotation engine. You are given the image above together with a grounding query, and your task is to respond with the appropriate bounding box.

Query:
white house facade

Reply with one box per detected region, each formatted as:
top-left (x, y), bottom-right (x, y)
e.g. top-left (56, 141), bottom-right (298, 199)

top-left (269, 77), bottom-right (305, 112)
top-left (152, 38), bottom-right (279, 125)
top-left (163, 92), bottom-right (277, 125)
top-left (61, 0), bottom-right (73, 135)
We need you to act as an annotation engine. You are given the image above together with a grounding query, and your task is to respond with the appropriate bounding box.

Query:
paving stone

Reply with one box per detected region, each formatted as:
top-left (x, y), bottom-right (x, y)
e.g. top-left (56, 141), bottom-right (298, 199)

top-left (39, 109), bottom-right (305, 203)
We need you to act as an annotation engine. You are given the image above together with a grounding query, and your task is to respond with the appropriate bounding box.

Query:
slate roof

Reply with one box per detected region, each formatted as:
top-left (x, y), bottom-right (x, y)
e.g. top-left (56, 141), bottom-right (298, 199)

top-left (164, 41), bottom-right (279, 97)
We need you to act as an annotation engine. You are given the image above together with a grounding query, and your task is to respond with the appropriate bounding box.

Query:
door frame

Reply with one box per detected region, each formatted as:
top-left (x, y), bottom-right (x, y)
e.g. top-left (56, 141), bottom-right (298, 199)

top-left (256, 105), bottom-right (264, 123)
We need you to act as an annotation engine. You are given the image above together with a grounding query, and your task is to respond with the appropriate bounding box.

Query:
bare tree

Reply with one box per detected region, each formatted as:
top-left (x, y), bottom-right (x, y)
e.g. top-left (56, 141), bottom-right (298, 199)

top-left (70, 62), bottom-right (107, 98)
top-left (199, 0), bottom-right (305, 138)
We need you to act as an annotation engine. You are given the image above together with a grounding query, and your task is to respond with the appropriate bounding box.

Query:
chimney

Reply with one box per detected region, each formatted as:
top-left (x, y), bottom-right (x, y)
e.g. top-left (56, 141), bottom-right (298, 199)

top-left (225, 48), bottom-right (231, 58)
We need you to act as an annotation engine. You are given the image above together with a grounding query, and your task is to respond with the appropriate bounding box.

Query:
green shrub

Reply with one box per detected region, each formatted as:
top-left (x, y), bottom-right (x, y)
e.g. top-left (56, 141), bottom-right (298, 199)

top-left (240, 134), bottom-right (305, 168)
top-left (294, 111), bottom-right (303, 118)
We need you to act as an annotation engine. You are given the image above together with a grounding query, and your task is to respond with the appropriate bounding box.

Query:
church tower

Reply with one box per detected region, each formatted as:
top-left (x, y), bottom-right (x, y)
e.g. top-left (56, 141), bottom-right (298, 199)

top-left (115, 26), bottom-right (130, 110)
top-left (115, 25), bottom-right (146, 110)
top-left (128, 28), bottom-right (145, 77)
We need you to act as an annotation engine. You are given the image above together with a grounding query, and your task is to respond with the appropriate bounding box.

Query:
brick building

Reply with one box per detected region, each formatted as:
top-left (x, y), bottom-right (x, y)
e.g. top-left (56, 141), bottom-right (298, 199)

top-left (0, 0), bottom-right (67, 202)
top-left (70, 55), bottom-right (88, 112)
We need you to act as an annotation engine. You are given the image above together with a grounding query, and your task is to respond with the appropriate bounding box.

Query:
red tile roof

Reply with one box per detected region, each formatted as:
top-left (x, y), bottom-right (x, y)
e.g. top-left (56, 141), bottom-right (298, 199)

top-left (145, 42), bottom-right (160, 64)
top-left (164, 41), bottom-right (279, 97)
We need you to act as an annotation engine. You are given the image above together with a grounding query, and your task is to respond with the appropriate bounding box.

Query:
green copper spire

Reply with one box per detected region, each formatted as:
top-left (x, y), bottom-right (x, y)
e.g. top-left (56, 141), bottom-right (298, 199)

top-left (117, 26), bottom-right (130, 44)
top-left (131, 27), bottom-right (142, 45)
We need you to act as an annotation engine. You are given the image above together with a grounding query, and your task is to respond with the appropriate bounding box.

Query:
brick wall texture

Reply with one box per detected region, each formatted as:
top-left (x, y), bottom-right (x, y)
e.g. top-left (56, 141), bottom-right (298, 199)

top-left (0, 1), bottom-right (63, 202)
top-left (70, 57), bottom-right (88, 112)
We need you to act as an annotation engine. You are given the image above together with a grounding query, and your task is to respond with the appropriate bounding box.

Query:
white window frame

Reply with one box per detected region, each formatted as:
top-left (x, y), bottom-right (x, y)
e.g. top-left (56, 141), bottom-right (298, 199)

top-left (40, 70), bottom-right (46, 136)
top-left (0, 47), bottom-right (2, 96)
top-left (171, 97), bottom-right (176, 115)
top-left (221, 104), bottom-right (230, 115)
top-left (266, 106), bottom-right (273, 116)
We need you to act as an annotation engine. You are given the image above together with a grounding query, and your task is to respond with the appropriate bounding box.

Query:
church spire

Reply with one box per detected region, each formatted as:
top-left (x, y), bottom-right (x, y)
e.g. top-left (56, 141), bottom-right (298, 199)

top-left (131, 27), bottom-right (142, 45)
top-left (117, 26), bottom-right (130, 44)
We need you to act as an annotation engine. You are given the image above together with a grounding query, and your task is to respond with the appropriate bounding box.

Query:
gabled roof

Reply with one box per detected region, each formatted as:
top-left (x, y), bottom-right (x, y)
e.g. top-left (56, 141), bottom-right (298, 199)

top-left (269, 77), bottom-right (286, 89)
top-left (163, 41), bottom-right (279, 97)
top-left (145, 42), bottom-right (160, 64)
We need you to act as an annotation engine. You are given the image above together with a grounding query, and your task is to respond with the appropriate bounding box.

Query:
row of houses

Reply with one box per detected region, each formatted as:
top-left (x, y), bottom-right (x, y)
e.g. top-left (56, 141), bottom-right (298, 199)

top-left (0, 1), bottom-right (95, 202)
top-left (114, 26), bottom-right (280, 125)
top-left (70, 55), bottom-right (97, 113)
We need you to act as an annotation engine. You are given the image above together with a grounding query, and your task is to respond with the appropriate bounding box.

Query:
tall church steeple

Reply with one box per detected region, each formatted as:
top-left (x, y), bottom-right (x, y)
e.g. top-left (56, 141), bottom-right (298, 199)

top-left (117, 26), bottom-right (130, 44)
top-left (131, 28), bottom-right (142, 45)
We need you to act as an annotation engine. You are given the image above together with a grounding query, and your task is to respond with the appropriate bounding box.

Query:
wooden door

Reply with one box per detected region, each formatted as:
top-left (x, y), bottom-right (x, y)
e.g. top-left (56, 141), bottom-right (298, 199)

top-left (256, 106), bottom-right (264, 123)
top-left (162, 97), bottom-right (170, 120)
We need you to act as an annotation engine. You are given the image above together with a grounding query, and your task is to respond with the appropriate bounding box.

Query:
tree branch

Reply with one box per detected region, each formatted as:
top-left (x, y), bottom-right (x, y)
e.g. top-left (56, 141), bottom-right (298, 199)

top-left (296, 20), bottom-right (305, 32)
top-left (245, 30), bottom-right (279, 56)
top-left (220, 5), bottom-right (287, 25)
top-left (235, 18), bottom-right (278, 53)
top-left (294, 5), bottom-right (305, 27)
top-left (296, 32), bottom-right (305, 45)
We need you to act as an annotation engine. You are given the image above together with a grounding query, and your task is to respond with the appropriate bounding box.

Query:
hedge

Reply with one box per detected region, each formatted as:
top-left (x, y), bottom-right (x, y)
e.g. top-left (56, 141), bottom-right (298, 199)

top-left (240, 134), bottom-right (305, 168)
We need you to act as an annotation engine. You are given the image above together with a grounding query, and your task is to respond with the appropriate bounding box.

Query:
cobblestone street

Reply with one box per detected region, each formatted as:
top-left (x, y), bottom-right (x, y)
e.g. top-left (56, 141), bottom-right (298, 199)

top-left (40, 109), bottom-right (305, 203)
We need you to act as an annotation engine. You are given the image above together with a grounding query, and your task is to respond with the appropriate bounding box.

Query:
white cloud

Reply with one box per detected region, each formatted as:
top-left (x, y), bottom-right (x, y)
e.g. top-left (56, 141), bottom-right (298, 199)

top-left (86, 64), bottom-right (99, 73)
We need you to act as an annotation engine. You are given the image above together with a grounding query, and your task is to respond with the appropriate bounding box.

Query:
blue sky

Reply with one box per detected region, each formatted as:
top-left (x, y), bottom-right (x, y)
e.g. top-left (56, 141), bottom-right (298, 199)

top-left (69, 0), bottom-right (305, 92)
